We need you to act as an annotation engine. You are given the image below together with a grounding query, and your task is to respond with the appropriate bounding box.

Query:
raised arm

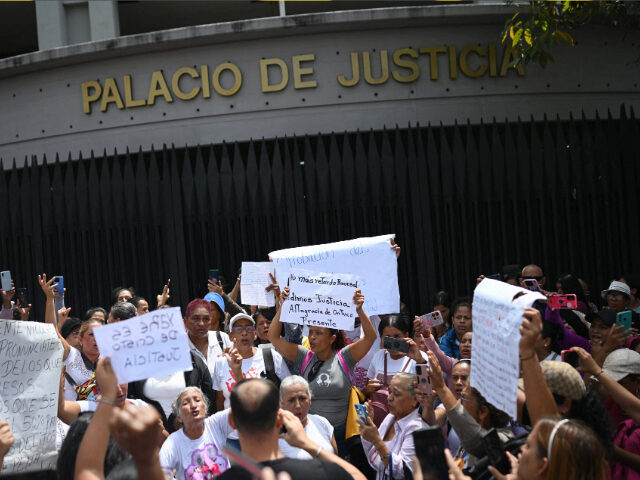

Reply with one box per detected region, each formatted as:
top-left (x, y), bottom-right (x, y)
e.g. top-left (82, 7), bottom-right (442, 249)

top-left (414, 317), bottom-right (455, 376)
top-left (545, 308), bottom-right (590, 351)
top-left (574, 346), bottom-right (640, 424)
top-left (347, 289), bottom-right (376, 363)
top-left (57, 366), bottom-right (81, 424)
top-left (39, 274), bottom-right (70, 359)
top-left (75, 358), bottom-right (118, 480)
top-left (0, 422), bottom-right (14, 472)
top-left (520, 308), bottom-right (558, 425)
top-left (109, 403), bottom-right (166, 480)
top-left (267, 286), bottom-right (299, 362)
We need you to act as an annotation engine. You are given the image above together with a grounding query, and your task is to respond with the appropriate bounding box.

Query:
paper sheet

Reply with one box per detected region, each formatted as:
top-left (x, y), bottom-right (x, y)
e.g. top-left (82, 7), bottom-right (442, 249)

top-left (240, 262), bottom-right (276, 307)
top-left (0, 321), bottom-right (63, 475)
top-left (269, 234), bottom-right (398, 315)
top-left (470, 279), bottom-right (546, 419)
top-left (280, 269), bottom-right (360, 330)
top-left (93, 307), bottom-right (192, 384)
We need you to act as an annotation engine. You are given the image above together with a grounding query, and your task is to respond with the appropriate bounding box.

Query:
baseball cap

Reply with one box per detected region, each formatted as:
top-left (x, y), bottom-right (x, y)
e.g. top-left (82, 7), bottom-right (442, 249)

top-left (204, 292), bottom-right (225, 314)
top-left (601, 281), bottom-right (631, 299)
top-left (602, 348), bottom-right (640, 382)
top-left (585, 309), bottom-right (617, 328)
top-left (540, 360), bottom-right (586, 401)
top-left (229, 313), bottom-right (255, 331)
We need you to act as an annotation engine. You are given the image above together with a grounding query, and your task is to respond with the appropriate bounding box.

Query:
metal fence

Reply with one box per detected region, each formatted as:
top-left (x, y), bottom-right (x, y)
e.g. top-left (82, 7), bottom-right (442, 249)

top-left (2, 105), bottom-right (638, 319)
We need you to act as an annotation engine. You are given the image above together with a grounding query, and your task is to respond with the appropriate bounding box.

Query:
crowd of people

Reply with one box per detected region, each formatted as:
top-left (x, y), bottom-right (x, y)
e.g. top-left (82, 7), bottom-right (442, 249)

top-left (1, 239), bottom-right (640, 480)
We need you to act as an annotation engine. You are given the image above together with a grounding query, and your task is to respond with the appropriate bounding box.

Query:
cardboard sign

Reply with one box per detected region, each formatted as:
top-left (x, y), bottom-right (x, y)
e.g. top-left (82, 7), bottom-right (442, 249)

top-left (280, 269), bottom-right (360, 330)
top-left (93, 307), bottom-right (192, 384)
top-left (269, 234), bottom-right (398, 315)
top-left (0, 321), bottom-right (63, 475)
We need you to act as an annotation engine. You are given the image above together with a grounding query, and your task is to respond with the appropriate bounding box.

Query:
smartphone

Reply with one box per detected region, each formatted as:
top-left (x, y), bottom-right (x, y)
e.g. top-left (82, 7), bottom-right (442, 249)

top-left (420, 310), bottom-right (444, 329)
top-left (54, 276), bottom-right (64, 296)
top-left (482, 428), bottom-right (510, 475)
top-left (487, 273), bottom-right (501, 281)
top-left (223, 444), bottom-right (262, 478)
top-left (415, 364), bottom-right (433, 395)
top-left (15, 288), bottom-right (27, 307)
top-left (0, 271), bottom-right (11, 292)
top-left (523, 278), bottom-right (540, 292)
top-left (208, 269), bottom-right (219, 283)
top-left (616, 310), bottom-right (633, 335)
top-left (355, 403), bottom-right (368, 424)
top-left (548, 294), bottom-right (577, 310)
top-left (413, 426), bottom-right (448, 480)
top-left (383, 336), bottom-right (410, 354)
top-left (561, 349), bottom-right (581, 368)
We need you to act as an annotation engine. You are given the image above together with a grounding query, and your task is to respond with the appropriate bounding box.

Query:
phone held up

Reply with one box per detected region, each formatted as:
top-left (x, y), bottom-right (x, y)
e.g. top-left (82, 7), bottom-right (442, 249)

top-left (547, 294), bottom-right (577, 310)
top-left (383, 336), bottom-right (410, 354)
top-left (561, 349), bottom-right (581, 369)
top-left (415, 364), bottom-right (433, 395)
top-left (523, 278), bottom-right (541, 292)
top-left (413, 426), bottom-right (448, 480)
top-left (15, 288), bottom-right (27, 307)
top-left (54, 276), bottom-right (64, 296)
top-left (616, 310), bottom-right (633, 335)
top-left (0, 270), bottom-right (11, 292)
top-left (208, 269), bottom-right (219, 283)
top-left (482, 428), bottom-right (511, 475)
top-left (420, 310), bottom-right (444, 329)
top-left (355, 403), bottom-right (368, 424)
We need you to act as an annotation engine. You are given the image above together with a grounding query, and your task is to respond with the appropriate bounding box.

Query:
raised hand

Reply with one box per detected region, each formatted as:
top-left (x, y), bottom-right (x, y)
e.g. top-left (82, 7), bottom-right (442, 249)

top-left (519, 308), bottom-right (542, 359)
top-left (95, 357), bottom-right (118, 403)
top-left (157, 283), bottom-right (170, 307)
top-left (38, 274), bottom-right (57, 300)
top-left (1, 281), bottom-right (14, 309)
top-left (390, 238), bottom-right (401, 259)
top-left (353, 289), bottom-right (365, 312)
top-left (208, 279), bottom-right (224, 295)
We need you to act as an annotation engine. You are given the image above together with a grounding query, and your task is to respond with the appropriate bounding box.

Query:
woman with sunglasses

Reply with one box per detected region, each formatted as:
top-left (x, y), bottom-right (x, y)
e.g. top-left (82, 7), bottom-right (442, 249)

top-left (268, 287), bottom-right (376, 458)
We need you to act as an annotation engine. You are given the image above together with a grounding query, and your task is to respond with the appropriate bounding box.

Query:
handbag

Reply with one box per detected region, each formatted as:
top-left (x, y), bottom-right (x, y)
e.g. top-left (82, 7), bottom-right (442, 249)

top-left (370, 352), bottom-right (411, 427)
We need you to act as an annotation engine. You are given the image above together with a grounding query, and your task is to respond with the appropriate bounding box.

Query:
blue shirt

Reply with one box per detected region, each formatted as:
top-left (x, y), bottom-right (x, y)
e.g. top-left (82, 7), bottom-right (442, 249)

top-left (440, 328), bottom-right (460, 359)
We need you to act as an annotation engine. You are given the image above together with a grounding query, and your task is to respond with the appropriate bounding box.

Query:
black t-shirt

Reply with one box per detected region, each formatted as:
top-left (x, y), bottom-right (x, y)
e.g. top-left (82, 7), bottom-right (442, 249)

top-left (217, 457), bottom-right (352, 480)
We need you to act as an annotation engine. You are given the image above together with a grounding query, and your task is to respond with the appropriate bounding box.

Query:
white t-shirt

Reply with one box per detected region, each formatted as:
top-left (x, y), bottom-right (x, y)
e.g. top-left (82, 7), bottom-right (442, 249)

top-left (212, 348), bottom-right (291, 409)
top-left (63, 347), bottom-right (95, 401)
top-left (366, 349), bottom-right (427, 381)
top-left (279, 414), bottom-right (334, 460)
top-left (159, 409), bottom-right (233, 479)
top-left (189, 331), bottom-right (233, 378)
top-left (144, 370), bottom-right (187, 417)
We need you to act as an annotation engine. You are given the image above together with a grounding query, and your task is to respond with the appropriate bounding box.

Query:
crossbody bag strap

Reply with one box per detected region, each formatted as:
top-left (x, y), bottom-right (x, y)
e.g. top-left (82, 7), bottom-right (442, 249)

top-left (383, 350), bottom-right (388, 386)
top-left (301, 351), bottom-right (315, 374)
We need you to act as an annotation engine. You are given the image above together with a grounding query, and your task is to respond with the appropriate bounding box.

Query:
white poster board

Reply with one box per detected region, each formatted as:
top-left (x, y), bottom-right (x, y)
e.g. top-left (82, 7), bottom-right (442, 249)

top-left (0, 320), bottom-right (63, 475)
top-left (280, 269), bottom-right (360, 330)
top-left (269, 234), bottom-right (398, 315)
top-left (241, 262), bottom-right (276, 307)
top-left (470, 279), bottom-right (545, 419)
top-left (93, 307), bottom-right (192, 384)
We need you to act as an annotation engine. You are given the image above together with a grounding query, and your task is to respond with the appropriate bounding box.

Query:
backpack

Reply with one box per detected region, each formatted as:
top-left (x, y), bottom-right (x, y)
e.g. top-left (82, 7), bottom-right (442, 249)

top-left (370, 351), bottom-right (411, 427)
top-left (261, 346), bottom-right (282, 388)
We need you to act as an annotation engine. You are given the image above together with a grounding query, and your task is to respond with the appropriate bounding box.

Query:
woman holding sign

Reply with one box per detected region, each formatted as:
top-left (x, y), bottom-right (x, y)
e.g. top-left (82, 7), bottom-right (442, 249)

top-left (268, 287), bottom-right (377, 458)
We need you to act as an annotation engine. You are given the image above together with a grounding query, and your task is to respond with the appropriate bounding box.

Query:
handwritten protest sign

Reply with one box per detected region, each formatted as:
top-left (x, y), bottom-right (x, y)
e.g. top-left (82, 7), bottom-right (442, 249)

top-left (241, 262), bottom-right (276, 307)
top-left (0, 320), bottom-right (63, 475)
top-left (93, 307), bottom-right (192, 384)
top-left (470, 279), bottom-right (545, 419)
top-left (280, 269), bottom-right (360, 330)
top-left (269, 234), bottom-right (398, 315)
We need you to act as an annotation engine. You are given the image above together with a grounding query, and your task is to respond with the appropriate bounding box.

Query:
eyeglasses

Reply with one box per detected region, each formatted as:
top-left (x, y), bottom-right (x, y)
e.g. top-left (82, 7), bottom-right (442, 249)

top-left (606, 292), bottom-right (625, 299)
top-left (232, 325), bottom-right (255, 333)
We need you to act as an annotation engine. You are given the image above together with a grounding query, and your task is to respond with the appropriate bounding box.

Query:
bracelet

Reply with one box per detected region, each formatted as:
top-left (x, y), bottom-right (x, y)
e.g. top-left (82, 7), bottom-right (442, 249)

top-left (520, 352), bottom-right (536, 362)
top-left (99, 397), bottom-right (115, 406)
top-left (314, 447), bottom-right (323, 459)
